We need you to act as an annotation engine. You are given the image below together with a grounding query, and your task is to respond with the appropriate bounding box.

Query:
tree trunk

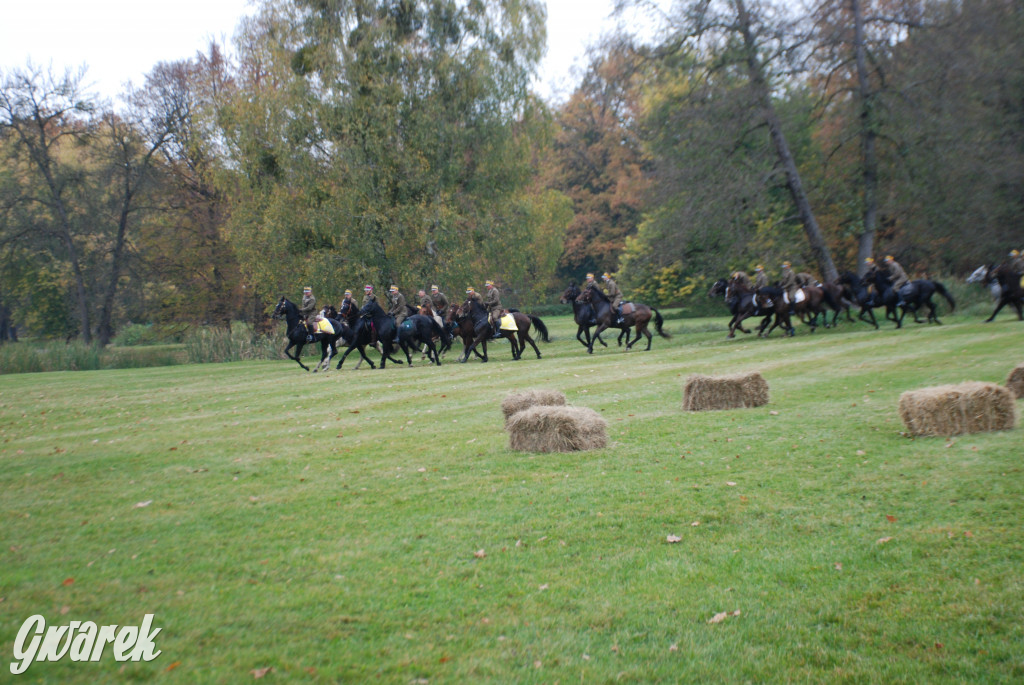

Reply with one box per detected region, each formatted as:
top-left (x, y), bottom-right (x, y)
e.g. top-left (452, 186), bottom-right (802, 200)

top-left (853, 0), bottom-right (878, 276)
top-left (97, 191), bottom-right (133, 346)
top-left (735, 0), bottom-right (838, 282)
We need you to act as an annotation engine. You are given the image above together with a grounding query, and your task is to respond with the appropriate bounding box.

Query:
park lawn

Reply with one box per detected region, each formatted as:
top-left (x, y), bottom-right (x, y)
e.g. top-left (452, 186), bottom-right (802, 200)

top-left (0, 313), bottom-right (1022, 683)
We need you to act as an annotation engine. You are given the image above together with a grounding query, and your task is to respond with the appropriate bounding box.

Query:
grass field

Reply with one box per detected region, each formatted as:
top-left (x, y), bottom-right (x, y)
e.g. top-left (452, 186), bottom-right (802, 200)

top-left (1, 312), bottom-right (1022, 683)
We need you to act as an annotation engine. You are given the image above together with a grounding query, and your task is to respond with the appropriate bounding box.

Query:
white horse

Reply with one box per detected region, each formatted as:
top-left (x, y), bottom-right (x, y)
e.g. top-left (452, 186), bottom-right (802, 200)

top-left (967, 265), bottom-right (1001, 300)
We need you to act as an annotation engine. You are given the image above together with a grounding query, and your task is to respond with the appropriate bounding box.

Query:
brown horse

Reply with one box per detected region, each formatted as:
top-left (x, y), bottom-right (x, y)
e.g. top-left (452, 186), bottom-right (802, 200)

top-left (982, 263), bottom-right (1024, 322)
top-left (447, 299), bottom-right (548, 363)
top-left (577, 285), bottom-right (670, 353)
top-left (753, 286), bottom-right (796, 337)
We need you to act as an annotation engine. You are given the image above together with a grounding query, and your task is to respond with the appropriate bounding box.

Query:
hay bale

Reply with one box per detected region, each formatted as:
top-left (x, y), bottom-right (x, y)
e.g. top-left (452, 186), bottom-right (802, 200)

top-left (898, 382), bottom-right (1017, 437)
top-left (1005, 363), bottom-right (1024, 399)
top-left (506, 405), bottom-right (607, 453)
top-left (682, 372), bottom-right (770, 411)
top-left (501, 389), bottom-right (567, 424)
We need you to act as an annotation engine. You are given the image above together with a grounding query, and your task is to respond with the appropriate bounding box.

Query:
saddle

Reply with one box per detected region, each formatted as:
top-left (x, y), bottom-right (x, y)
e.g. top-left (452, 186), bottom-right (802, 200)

top-left (782, 289), bottom-right (806, 305)
top-left (620, 302), bottom-right (634, 316)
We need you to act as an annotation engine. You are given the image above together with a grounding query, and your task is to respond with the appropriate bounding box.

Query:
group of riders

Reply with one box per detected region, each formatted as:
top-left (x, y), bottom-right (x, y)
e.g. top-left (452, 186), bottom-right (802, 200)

top-left (296, 281), bottom-right (507, 342)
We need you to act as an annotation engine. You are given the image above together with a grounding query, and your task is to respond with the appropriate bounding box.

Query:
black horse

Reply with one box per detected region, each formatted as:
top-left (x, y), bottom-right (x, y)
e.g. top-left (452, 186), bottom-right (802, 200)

top-left (450, 298), bottom-right (547, 363)
top-left (896, 279), bottom-right (956, 325)
top-left (560, 282), bottom-right (611, 349)
top-left (578, 284), bottom-right (669, 353)
top-left (396, 314), bottom-right (450, 366)
top-left (334, 301), bottom-right (405, 370)
top-left (272, 296), bottom-right (345, 372)
top-left (837, 272), bottom-right (887, 329)
top-left (981, 263), bottom-right (1024, 322)
top-left (708, 278), bottom-right (771, 338)
top-left (753, 286), bottom-right (796, 337)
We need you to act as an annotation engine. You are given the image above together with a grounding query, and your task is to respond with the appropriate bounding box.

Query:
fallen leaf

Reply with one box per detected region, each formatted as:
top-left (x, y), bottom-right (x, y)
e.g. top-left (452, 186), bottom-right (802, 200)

top-left (964, 531), bottom-right (973, 538)
top-left (669, 643), bottom-right (678, 652)
top-left (539, 584), bottom-right (549, 590)
top-left (725, 481), bottom-right (737, 487)
top-left (60, 605), bottom-right (70, 615)
top-left (534, 660), bottom-right (542, 668)
top-left (134, 500), bottom-right (153, 508)
top-left (165, 661), bottom-right (182, 672)
top-left (691, 521), bottom-right (700, 527)
top-left (250, 666), bottom-right (272, 678)
top-left (666, 535), bottom-right (682, 543)
top-left (708, 612), bottom-right (728, 624)
top-left (769, 410), bottom-right (779, 415)
top-left (834, 562), bottom-right (843, 571)
top-left (886, 515), bottom-right (897, 522)
top-left (934, 642), bottom-right (944, 650)
top-left (62, 578), bottom-right (74, 586)
top-left (856, 450), bottom-right (866, 456)
top-left (877, 536), bottom-right (893, 544)
top-left (474, 549), bottom-right (486, 559)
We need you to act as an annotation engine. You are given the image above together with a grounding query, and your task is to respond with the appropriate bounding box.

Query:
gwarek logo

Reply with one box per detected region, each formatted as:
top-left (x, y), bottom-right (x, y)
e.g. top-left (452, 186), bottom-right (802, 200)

top-left (9, 614), bottom-right (162, 675)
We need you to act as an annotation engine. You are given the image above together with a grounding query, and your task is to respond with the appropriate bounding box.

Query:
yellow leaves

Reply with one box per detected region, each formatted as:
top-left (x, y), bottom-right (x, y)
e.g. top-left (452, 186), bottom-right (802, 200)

top-left (708, 610), bottom-right (741, 624)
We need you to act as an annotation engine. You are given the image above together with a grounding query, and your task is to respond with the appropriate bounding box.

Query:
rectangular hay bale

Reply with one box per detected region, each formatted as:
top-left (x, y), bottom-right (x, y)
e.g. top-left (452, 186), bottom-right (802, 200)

top-left (506, 405), bottom-right (607, 453)
top-left (898, 381), bottom-right (1017, 437)
top-left (501, 389), bottom-right (567, 424)
top-left (1005, 363), bottom-right (1024, 399)
top-left (682, 372), bottom-right (770, 411)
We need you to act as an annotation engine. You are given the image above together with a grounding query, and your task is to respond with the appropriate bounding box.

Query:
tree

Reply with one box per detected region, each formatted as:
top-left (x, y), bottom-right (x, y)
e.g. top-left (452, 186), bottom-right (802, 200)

top-left (0, 64), bottom-right (97, 341)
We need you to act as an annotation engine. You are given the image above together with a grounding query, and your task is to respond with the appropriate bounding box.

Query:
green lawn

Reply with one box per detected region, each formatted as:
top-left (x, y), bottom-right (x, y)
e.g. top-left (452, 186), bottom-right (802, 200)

top-left (1, 313), bottom-right (1022, 683)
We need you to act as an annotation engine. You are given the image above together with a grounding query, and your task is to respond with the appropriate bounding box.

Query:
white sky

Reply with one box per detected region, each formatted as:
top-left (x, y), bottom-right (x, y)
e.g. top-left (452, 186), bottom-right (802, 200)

top-left (0, 0), bottom-right (665, 103)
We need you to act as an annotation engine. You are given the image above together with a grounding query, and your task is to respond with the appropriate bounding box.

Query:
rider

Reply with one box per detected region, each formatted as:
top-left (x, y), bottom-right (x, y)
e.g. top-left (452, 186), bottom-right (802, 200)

top-left (1009, 249), bottom-right (1024, 275)
top-left (340, 289), bottom-right (355, 317)
top-left (388, 285), bottom-right (408, 327)
top-left (883, 255), bottom-right (911, 306)
top-left (795, 271), bottom-right (818, 288)
top-left (362, 284), bottom-right (378, 309)
top-left (731, 271), bottom-right (752, 290)
top-left (299, 286), bottom-right (317, 324)
top-left (779, 262), bottom-right (798, 302)
top-left (601, 272), bottom-right (624, 323)
top-left (430, 285), bottom-right (449, 318)
top-left (484, 280), bottom-right (503, 337)
top-left (754, 265), bottom-right (768, 289)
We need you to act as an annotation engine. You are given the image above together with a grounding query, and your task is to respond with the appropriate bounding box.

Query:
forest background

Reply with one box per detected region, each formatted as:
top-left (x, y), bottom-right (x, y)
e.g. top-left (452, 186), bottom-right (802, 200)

top-left (1, 0), bottom-right (1021, 345)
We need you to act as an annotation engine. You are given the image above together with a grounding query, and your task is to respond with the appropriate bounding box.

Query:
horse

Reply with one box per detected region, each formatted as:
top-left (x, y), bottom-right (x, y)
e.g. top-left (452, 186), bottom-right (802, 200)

top-left (333, 301), bottom-right (406, 370)
top-left (396, 314), bottom-right (449, 366)
top-left (560, 282), bottom-right (611, 349)
top-left (417, 303), bottom-right (454, 357)
top-left (967, 265), bottom-right (1001, 300)
top-left (819, 280), bottom-right (854, 328)
top-left (836, 272), bottom-right (887, 329)
top-left (708, 278), bottom-right (771, 338)
top-left (752, 286), bottom-right (796, 337)
top-left (577, 284), bottom-right (669, 353)
top-left (896, 279), bottom-right (956, 325)
top-left (272, 296), bottom-right (346, 372)
top-left (449, 298), bottom-right (548, 363)
top-left (980, 263), bottom-right (1024, 322)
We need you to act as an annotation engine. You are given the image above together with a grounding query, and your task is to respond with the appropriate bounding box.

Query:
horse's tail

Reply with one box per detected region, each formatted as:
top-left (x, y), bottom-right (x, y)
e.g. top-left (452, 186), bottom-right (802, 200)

top-left (822, 285), bottom-right (840, 311)
top-left (430, 317), bottom-right (450, 343)
top-left (933, 281), bottom-right (955, 312)
top-left (652, 308), bottom-right (672, 338)
top-left (528, 315), bottom-right (550, 342)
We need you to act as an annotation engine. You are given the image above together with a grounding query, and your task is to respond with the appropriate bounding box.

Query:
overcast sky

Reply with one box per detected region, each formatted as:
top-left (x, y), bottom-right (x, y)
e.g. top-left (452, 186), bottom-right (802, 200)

top-left (0, 0), bottom-right (666, 103)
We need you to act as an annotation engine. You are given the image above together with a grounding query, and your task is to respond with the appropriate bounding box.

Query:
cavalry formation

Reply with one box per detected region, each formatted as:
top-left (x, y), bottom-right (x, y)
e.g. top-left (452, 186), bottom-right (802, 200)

top-left (271, 255), bottom-right (1022, 372)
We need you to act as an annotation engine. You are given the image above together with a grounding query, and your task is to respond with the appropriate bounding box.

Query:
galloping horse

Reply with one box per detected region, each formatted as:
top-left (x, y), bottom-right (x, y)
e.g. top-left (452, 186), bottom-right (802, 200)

top-left (396, 314), bottom-right (449, 366)
top-left (752, 286), bottom-right (796, 337)
top-left (577, 285), bottom-right (669, 353)
top-left (272, 297), bottom-right (345, 372)
top-left (980, 263), bottom-right (1024, 322)
top-left (837, 272), bottom-right (886, 329)
top-left (708, 278), bottom-right (770, 338)
top-left (560, 282), bottom-right (610, 349)
top-left (334, 301), bottom-right (406, 370)
top-left (896, 279), bottom-right (956, 325)
top-left (449, 298), bottom-right (548, 363)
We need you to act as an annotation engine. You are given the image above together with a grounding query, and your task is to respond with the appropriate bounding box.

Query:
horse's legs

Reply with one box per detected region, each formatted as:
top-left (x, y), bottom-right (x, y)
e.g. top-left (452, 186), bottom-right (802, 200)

top-left (984, 299), bottom-right (1008, 322)
top-left (588, 323), bottom-right (610, 353)
top-left (519, 332), bottom-right (542, 359)
top-left (576, 325), bottom-right (589, 347)
top-left (285, 341), bottom-right (310, 371)
top-left (617, 329), bottom-right (627, 347)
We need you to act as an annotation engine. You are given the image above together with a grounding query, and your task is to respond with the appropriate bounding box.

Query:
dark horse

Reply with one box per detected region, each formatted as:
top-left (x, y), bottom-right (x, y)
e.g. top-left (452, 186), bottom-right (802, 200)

top-left (449, 298), bottom-right (548, 363)
top-left (396, 314), bottom-right (450, 366)
top-left (577, 285), bottom-right (669, 353)
top-left (560, 282), bottom-right (611, 349)
top-left (981, 263), bottom-right (1024, 322)
top-left (896, 279), bottom-right (956, 325)
top-left (334, 301), bottom-right (406, 370)
top-left (837, 272), bottom-right (887, 329)
top-left (272, 296), bottom-right (345, 372)
top-left (753, 286), bottom-right (796, 337)
top-left (708, 278), bottom-right (770, 338)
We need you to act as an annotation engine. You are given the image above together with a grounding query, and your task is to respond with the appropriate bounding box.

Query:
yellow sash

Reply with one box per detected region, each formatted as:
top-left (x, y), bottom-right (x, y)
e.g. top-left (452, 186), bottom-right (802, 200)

top-left (315, 319), bottom-right (335, 335)
top-left (499, 313), bottom-right (518, 331)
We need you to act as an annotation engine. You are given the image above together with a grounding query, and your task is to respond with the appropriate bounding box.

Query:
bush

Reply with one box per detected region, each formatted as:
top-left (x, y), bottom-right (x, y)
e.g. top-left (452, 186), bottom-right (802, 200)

top-left (183, 325), bottom-right (282, 364)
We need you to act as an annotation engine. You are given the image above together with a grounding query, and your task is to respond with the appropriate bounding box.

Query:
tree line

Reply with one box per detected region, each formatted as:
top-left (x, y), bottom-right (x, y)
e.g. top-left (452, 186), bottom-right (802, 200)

top-left (1, 0), bottom-right (1020, 343)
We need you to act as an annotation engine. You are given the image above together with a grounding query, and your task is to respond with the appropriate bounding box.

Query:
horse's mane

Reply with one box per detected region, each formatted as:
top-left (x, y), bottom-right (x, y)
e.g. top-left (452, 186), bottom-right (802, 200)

top-left (585, 284), bottom-right (610, 302)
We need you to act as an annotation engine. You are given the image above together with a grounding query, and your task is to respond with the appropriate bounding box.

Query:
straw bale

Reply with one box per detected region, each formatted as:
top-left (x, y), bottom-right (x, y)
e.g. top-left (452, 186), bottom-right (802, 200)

top-left (898, 382), bottom-right (1016, 437)
top-left (1005, 363), bottom-right (1024, 399)
top-left (501, 389), bottom-right (567, 424)
top-left (506, 405), bottom-right (608, 453)
top-left (682, 372), bottom-right (770, 411)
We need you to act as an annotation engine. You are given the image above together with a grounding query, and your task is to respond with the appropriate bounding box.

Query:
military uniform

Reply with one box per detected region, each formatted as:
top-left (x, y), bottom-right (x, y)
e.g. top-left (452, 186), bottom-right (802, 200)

top-left (299, 290), bottom-right (317, 322)
top-left (362, 287), bottom-right (378, 309)
top-left (883, 258), bottom-right (909, 290)
top-left (388, 288), bottom-right (408, 326)
top-left (430, 288), bottom-right (449, 317)
top-left (754, 267), bottom-right (768, 289)
top-left (731, 272), bottom-right (752, 291)
top-left (779, 265), bottom-right (798, 299)
top-left (484, 283), bottom-right (502, 332)
top-left (795, 272), bottom-right (817, 288)
top-left (603, 275), bottom-right (623, 309)
top-left (1009, 251), bottom-right (1024, 275)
